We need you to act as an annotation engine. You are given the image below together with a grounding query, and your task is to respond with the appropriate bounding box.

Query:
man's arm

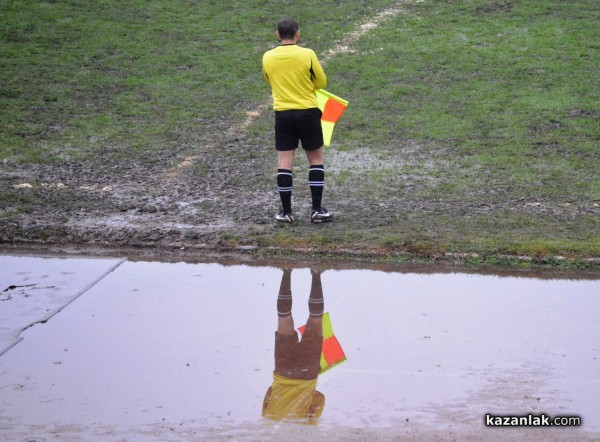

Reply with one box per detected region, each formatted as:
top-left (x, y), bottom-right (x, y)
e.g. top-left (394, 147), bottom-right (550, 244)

top-left (309, 51), bottom-right (326, 90)
top-left (262, 54), bottom-right (271, 85)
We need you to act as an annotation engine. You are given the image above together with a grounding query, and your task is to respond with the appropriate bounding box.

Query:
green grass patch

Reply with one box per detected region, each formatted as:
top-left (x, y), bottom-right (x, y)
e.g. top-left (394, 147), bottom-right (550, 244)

top-left (332, 0), bottom-right (599, 203)
top-left (1, 0), bottom-right (398, 163)
top-left (1, 0), bottom-right (599, 263)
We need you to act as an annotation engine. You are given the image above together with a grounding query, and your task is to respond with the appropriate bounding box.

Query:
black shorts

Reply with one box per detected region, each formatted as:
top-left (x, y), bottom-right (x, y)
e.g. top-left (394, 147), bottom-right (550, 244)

top-left (275, 108), bottom-right (323, 151)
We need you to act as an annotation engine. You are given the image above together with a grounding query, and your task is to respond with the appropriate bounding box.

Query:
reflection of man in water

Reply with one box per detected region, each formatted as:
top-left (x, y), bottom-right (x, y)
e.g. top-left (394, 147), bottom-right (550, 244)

top-left (262, 268), bottom-right (325, 424)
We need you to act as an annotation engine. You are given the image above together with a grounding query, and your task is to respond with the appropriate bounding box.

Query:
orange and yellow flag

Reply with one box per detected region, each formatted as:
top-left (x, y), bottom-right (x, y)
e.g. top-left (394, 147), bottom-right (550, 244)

top-left (298, 312), bottom-right (347, 374)
top-left (316, 89), bottom-right (349, 146)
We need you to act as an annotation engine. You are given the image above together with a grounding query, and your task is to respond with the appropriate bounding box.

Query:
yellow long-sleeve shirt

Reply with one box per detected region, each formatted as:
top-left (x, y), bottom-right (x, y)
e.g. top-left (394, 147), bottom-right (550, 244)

top-left (262, 44), bottom-right (327, 111)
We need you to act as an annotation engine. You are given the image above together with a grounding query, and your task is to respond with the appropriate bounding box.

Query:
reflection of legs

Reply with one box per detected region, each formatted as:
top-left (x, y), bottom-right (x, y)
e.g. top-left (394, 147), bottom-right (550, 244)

top-left (295, 269), bottom-right (324, 379)
top-left (305, 269), bottom-right (324, 337)
top-left (277, 269), bottom-right (295, 335)
top-left (273, 269), bottom-right (324, 380)
top-left (309, 269), bottom-right (324, 319)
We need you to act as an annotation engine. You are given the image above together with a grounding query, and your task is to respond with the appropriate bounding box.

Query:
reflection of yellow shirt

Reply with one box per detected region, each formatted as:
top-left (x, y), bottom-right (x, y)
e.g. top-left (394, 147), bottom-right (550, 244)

top-left (262, 373), bottom-right (325, 424)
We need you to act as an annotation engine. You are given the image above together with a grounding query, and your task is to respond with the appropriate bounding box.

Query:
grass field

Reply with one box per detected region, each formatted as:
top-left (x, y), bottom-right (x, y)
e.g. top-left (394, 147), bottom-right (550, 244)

top-left (1, 0), bottom-right (599, 267)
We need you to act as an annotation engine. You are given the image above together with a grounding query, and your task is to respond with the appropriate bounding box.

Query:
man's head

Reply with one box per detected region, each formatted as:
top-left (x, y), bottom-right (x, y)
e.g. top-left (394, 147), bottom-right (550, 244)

top-left (276, 18), bottom-right (300, 42)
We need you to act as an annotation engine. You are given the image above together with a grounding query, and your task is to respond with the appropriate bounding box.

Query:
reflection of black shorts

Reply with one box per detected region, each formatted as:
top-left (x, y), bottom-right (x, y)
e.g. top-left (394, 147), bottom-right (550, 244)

top-left (274, 325), bottom-right (323, 380)
top-left (275, 108), bottom-right (323, 151)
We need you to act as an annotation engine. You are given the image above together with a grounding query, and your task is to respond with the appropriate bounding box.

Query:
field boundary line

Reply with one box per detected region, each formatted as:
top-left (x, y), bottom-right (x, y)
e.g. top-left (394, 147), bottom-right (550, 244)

top-left (165, 0), bottom-right (421, 179)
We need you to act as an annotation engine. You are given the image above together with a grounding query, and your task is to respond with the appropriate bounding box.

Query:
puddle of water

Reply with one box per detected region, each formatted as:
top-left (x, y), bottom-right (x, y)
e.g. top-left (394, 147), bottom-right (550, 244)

top-left (0, 256), bottom-right (598, 440)
top-left (0, 255), bottom-right (125, 355)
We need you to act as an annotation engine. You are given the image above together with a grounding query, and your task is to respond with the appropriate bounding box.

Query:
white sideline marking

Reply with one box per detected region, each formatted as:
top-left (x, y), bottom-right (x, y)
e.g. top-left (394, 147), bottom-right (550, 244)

top-left (166, 1), bottom-right (422, 178)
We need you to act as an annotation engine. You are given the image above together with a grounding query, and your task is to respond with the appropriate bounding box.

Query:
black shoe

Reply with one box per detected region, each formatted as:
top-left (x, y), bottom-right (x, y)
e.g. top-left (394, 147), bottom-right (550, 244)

top-left (275, 211), bottom-right (294, 224)
top-left (310, 207), bottom-right (333, 223)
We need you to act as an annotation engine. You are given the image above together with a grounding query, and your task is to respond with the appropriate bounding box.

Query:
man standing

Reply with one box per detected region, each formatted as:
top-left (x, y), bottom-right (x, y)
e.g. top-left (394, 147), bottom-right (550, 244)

top-left (262, 18), bottom-right (333, 224)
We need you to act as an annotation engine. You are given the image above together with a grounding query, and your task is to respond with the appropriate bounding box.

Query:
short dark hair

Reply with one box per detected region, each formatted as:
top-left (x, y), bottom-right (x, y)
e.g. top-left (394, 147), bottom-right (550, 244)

top-left (277, 18), bottom-right (299, 40)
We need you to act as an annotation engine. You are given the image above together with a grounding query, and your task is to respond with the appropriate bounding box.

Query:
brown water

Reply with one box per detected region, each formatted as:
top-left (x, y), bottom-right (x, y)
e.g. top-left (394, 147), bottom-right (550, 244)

top-left (1, 255), bottom-right (599, 441)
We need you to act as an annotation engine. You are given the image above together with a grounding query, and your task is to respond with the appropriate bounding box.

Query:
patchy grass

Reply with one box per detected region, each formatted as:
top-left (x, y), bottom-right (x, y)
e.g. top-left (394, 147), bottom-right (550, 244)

top-left (1, 0), bottom-right (599, 266)
top-left (1, 0), bottom-right (398, 163)
top-left (333, 0), bottom-right (599, 201)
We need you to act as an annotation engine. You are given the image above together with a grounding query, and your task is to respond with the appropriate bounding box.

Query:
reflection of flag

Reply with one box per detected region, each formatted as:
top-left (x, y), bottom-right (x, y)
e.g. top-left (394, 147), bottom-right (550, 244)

top-left (298, 312), bottom-right (347, 374)
top-left (316, 89), bottom-right (349, 146)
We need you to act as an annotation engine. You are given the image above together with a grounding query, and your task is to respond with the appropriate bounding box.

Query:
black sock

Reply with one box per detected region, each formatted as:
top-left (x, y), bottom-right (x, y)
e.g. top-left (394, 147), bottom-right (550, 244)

top-left (308, 165), bottom-right (324, 210)
top-left (277, 169), bottom-right (293, 214)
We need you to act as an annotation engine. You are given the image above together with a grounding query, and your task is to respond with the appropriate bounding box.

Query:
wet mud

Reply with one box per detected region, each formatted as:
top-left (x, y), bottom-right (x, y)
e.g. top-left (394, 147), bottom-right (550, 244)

top-left (2, 130), bottom-right (599, 267)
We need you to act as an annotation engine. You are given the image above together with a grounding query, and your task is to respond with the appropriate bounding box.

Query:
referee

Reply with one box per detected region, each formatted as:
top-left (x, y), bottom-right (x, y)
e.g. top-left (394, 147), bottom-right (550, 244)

top-left (262, 18), bottom-right (333, 224)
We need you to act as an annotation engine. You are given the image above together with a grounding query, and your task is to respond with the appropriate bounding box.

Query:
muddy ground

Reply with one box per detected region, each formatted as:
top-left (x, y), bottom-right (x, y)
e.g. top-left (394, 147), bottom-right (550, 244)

top-left (2, 0), bottom-right (599, 267)
top-left (1, 110), bottom-right (599, 267)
